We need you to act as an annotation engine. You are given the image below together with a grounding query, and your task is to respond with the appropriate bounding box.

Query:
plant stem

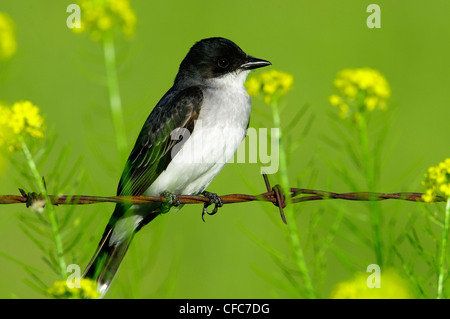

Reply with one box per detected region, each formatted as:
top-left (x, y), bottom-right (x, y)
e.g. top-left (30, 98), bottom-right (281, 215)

top-left (270, 100), bottom-right (315, 298)
top-left (437, 198), bottom-right (450, 299)
top-left (20, 139), bottom-right (67, 279)
top-left (357, 114), bottom-right (383, 266)
top-left (102, 32), bottom-right (128, 163)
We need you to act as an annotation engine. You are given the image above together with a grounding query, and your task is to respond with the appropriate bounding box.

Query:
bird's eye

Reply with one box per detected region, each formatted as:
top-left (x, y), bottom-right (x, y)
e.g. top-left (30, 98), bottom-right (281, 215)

top-left (217, 58), bottom-right (229, 69)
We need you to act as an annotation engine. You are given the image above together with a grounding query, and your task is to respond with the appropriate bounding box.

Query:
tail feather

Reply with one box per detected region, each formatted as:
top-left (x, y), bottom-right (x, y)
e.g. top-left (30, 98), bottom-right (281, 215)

top-left (82, 225), bottom-right (135, 297)
top-left (83, 204), bottom-right (160, 297)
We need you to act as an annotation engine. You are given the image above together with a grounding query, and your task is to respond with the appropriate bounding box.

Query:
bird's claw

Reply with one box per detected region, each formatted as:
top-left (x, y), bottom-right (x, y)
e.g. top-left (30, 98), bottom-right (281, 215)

top-left (201, 191), bottom-right (223, 222)
top-left (160, 191), bottom-right (181, 207)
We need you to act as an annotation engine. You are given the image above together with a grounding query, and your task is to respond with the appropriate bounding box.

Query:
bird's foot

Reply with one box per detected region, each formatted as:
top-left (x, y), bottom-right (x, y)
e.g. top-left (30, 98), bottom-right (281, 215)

top-left (201, 191), bottom-right (223, 222)
top-left (161, 191), bottom-right (181, 207)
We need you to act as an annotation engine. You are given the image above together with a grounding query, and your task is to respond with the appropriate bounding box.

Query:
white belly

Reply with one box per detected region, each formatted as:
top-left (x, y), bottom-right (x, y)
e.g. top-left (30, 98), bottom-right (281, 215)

top-left (144, 72), bottom-right (251, 196)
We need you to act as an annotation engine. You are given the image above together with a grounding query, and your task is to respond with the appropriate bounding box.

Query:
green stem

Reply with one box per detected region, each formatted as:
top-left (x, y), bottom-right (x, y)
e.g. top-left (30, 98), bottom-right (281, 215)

top-left (270, 100), bottom-right (315, 298)
top-left (357, 114), bottom-right (382, 266)
top-left (102, 32), bottom-right (128, 163)
top-left (437, 198), bottom-right (450, 299)
top-left (20, 139), bottom-right (67, 279)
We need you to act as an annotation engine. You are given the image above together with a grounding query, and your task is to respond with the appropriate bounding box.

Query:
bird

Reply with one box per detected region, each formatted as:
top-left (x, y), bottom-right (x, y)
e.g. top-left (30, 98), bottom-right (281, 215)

top-left (82, 37), bottom-right (271, 297)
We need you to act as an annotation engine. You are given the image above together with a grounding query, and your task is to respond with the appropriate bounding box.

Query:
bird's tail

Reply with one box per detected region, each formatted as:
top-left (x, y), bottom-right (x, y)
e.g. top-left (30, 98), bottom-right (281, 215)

top-left (82, 224), bottom-right (134, 297)
top-left (82, 204), bottom-right (159, 297)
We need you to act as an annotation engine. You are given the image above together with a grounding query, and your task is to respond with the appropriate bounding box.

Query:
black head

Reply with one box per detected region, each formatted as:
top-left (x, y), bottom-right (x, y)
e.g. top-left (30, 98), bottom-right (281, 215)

top-left (175, 37), bottom-right (271, 85)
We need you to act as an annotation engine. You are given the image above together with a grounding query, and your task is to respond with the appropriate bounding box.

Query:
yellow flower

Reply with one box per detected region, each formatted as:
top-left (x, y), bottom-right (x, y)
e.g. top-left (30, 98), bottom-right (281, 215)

top-left (331, 269), bottom-right (413, 299)
top-left (328, 95), bottom-right (351, 119)
top-left (0, 12), bottom-right (17, 61)
top-left (245, 69), bottom-right (293, 104)
top-left (47, 278), bottom-right (100, 299)
top-left (329, 67), bottom-right (390, 118)
top-left (364, 96), bottom-right (378, 111)
top-left (329, 94), bottom-right (341, 107)
top-left (245, 76), bottom-right (260, 97)
top-left (74, 0), bottom-right (136, 41)
top-left (0, 100), bottom-right (45, 152)
top-left (422, 158), bottom-right (450, 202)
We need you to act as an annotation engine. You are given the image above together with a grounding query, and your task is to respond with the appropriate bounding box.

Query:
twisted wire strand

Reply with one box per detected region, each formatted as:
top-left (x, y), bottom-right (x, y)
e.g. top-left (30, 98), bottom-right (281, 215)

top-left (0, 174), bottom-right (445, 224)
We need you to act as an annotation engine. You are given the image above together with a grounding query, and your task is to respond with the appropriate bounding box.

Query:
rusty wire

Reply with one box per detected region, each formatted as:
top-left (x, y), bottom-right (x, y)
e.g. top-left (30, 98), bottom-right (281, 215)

top-left (0, 174), bottom-right (446, 224)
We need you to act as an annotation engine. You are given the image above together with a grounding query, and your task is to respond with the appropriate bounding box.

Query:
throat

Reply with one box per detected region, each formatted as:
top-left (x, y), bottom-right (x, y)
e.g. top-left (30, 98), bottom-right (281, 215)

top-left (205, 70), bottom-right (250, 90)
top-left (200, 75), bottom-right (251, 130)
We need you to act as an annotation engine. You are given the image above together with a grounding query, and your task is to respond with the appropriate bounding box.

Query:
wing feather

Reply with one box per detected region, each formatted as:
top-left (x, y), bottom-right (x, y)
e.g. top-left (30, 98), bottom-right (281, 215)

top-left (117, 86), bottom-right (203, 196)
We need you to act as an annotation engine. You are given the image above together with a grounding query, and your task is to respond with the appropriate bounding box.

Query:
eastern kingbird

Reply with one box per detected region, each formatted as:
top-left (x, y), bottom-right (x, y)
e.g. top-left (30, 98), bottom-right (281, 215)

top-left (83, 37), bottom-right (271, 296)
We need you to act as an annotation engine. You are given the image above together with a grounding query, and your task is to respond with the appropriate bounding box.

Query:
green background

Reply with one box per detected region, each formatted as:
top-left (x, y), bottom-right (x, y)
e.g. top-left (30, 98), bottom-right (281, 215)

top-left (0, 0), bottom-right (449, 298)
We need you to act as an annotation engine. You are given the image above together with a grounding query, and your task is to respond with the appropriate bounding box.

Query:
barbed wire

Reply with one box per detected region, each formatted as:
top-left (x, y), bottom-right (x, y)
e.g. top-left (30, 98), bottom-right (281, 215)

top-left (0, 174), bottom-right (446, 224)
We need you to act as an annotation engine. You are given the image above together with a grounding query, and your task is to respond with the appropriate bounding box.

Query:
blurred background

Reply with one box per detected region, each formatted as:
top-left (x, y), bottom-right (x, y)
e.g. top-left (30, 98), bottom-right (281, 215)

top-left (0, 0), bottom-right (449, 298)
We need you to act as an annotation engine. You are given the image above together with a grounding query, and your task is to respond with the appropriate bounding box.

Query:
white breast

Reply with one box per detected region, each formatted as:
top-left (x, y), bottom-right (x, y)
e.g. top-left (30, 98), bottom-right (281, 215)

top-left (145, 70), bottom-right (251, 196)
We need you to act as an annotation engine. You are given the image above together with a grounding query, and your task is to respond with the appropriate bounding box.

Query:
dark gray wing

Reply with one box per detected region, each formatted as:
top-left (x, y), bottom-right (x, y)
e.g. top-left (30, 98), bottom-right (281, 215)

top-left (117, 86), bottom-right (203, 196)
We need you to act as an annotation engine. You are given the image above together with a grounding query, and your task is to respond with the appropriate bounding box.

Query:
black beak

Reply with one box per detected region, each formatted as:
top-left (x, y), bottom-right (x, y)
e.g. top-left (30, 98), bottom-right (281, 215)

top-left (240, 56), bottom-right (271, 70)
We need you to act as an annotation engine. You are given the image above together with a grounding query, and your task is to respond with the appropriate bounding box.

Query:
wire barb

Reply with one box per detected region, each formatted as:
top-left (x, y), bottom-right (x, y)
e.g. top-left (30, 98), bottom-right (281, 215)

top-left (262, 173), bottom-right (287, 224)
